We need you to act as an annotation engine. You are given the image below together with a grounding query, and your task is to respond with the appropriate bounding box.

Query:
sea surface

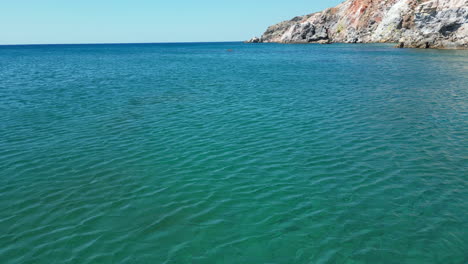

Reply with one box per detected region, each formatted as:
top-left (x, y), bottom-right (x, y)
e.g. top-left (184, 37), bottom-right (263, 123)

top-left (0, 42), bottom-right (467, 264)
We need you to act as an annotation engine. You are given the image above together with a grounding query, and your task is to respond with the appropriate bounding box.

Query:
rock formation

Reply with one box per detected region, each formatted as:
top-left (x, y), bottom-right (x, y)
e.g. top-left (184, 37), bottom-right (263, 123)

top-left (247, 0), bottom-right (467, 49)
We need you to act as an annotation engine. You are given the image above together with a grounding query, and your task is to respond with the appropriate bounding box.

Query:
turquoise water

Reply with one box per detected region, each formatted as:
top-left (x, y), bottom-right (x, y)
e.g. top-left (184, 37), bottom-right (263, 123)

top-left (0, 42), bottom-right (467, 263)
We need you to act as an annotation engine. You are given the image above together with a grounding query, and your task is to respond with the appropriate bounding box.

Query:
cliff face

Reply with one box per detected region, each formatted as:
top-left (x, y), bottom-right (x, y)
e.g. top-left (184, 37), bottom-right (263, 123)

top-left (248, 0), bottom-right (468, 49)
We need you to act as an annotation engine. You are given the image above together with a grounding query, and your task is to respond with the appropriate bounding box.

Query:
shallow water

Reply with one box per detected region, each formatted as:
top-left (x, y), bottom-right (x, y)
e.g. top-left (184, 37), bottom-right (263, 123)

top-left (0, 43), bottom-right (467, 263)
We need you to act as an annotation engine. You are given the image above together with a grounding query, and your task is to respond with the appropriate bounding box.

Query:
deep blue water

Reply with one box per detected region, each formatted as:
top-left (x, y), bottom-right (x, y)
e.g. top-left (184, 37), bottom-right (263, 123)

top-left (0, 42), bottom-right (467, 263)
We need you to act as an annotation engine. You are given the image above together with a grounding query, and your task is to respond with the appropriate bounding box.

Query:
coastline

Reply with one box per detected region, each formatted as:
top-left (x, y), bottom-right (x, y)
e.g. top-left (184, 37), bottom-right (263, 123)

top-left (247, 0), bottom-right (468, 50)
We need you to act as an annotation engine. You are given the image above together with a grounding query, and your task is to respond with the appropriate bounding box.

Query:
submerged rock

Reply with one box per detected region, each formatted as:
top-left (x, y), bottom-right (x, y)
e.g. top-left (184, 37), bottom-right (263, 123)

top-left (249, 0), bottom-right (468, 49)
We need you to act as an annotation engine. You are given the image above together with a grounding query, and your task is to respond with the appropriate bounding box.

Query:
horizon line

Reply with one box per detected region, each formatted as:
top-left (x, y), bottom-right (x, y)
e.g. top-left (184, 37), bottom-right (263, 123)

top-left (0, 40), bottom-right (245, 46)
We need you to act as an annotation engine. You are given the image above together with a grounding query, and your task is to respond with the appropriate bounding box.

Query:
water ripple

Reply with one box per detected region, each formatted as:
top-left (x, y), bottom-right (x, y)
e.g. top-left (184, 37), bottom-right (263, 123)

top-left (0, 43), bottom-right (467, 263)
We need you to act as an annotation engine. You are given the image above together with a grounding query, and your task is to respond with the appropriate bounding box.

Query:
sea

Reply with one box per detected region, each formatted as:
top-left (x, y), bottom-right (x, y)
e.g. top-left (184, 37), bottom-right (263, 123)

top-left (0, 42), bottom-right (467, 263)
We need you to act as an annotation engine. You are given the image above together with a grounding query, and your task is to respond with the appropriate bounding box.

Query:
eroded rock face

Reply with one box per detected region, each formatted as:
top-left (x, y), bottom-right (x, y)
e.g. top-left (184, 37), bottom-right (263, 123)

top-left (248, 0), bottom-right (467, 49)
top-left (245, 37), bottom-right (261, 43)
top-left (400, 0), bottom-right (468, 48)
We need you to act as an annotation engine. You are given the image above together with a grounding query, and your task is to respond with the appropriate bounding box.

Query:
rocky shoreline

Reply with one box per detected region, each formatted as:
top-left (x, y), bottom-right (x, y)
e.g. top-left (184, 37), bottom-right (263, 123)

top-left (247, 0), bottom-right (468, 49)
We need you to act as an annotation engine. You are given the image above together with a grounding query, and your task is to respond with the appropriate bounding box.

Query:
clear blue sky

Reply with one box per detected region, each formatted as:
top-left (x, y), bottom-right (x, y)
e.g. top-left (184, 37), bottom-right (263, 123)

top-left (1, 0), bottom-right (343, 44)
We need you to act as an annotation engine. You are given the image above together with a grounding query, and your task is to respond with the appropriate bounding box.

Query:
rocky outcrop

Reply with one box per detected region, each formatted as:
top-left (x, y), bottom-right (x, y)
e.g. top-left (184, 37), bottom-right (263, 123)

top-left (245, 36), bottom-right (261, 43)
top-left (247, 0), bottom-right (468, 49)
top-left (400, 0), bottom-right (468, 48)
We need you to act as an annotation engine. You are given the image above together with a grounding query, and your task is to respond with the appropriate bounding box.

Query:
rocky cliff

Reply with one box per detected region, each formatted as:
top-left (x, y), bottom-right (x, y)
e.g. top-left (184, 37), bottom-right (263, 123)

top-left (247, 0), bottom-right (468, 49)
